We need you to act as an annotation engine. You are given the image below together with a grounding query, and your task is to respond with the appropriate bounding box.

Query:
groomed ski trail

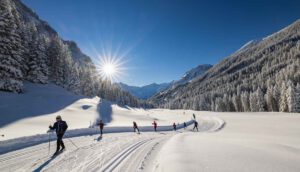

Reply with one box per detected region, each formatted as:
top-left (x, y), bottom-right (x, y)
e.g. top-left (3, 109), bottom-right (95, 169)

top-left (0, 116), bottom-right (224, 172)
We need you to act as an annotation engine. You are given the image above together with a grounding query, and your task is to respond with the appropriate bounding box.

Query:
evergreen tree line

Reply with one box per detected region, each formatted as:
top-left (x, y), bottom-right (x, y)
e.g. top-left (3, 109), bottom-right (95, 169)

top-left (150, 20), bottom-right (300, 112)
top-left (0, 0), bottom-right (147, 107)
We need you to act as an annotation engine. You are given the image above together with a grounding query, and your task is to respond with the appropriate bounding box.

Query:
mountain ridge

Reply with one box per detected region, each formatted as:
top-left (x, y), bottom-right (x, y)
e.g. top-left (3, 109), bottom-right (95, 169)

top-left (149, 19), bottom-right (300, 112)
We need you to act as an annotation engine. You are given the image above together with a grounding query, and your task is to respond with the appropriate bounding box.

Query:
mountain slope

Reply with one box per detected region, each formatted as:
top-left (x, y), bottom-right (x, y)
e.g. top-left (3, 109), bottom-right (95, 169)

top-left (150, 19), bottom-right (300, 112)
top-left (117, 82), bottom-right (171, 99)
top-left (168, 64), bottom-right (212, 89)
top-left (118, 64), bottom-right (212, 100)
top-left (0, 0), bottom-right (141, 107)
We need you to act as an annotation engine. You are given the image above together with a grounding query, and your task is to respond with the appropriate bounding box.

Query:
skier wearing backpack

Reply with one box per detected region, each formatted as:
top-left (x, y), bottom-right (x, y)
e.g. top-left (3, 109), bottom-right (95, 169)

top-left (193, 120), bottom-right (199, 131)
top-left (98, 120), bottom-right (104, 136)
top-left (49, 115), bottom-right (68, 155)
top-left (173, 123), bottom-right (177, 131)
top-left (152, 121), bottom-right (157, 132)
top-left (133, 121), bottom-right (140, 133)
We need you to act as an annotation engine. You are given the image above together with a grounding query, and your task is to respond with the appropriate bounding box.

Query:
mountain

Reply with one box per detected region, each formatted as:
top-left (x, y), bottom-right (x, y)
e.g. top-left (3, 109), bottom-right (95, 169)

top-left (169, 64), bottom-right (212, 89)
top-left (117, 82), bottom-right (171, 99)
top-left (149, 19), bottom-right (300, 112)
top-left (0, 0), bottom-right (142, 107)
top-left (117, 64), bottom-right (211, 99)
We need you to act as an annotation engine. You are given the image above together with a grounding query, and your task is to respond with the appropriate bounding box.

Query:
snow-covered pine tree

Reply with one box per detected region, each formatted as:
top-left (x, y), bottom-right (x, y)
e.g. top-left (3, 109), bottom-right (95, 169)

top-left (295, 84), bottom-right (300, 113)
top-left (279, 82), bottom-right (288, 112)
top-left (286, 81), bottom-right (297, 112)
top-left (256, 87), bottom-right (266, 111)
top-left (272, 84), bottom-right (280, 111)
top-left (241, 91), bottom-right (250, 112)
top-left (66, 62), bottom-right (81, 94)
top-left (249, 92), bottom-right (258, 112)
top-left (26, 26), bottom-right (48, 84)
top-left (0, 0), bottom-right (23, 92)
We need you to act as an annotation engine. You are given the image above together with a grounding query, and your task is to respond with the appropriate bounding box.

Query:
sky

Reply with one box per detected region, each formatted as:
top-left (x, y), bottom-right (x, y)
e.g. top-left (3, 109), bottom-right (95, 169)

top-left (22, 0), bottom-right (300, 86)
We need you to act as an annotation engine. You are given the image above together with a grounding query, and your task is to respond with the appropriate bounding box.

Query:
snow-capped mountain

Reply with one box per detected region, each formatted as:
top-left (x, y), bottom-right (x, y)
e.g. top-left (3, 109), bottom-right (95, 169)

top-left (117, 82), bottom-right (171, 99)
top-left (169, 64), bottom-right (213, 89)
top-left (117, 64), bottom-right (211, 99)
top-left (149, 19), bottom-right (300, 112)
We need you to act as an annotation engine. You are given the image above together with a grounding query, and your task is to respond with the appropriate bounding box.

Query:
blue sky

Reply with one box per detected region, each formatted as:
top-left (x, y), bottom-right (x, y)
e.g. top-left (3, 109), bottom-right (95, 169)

top-left (22, 0), bottom-right (300, 86)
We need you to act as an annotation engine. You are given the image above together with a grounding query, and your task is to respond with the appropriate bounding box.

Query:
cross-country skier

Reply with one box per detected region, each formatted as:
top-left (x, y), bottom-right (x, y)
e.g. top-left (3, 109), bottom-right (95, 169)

top-left (173, 122), bottom-right (177, 131)
top-left (98, 120), bottom-right (104, 136)
top-left (152, 121), bottom-right (157, 132)
top-left (183, 122), bottom-right (187, 129)
top-left (133, 121), bottom-right (140, 133)
top-left (193, 113), bottom-right (196, 119)
top-left (193, 120), bottom-right (199, 131)
top-left (49, 115), bottom-right (68, 155)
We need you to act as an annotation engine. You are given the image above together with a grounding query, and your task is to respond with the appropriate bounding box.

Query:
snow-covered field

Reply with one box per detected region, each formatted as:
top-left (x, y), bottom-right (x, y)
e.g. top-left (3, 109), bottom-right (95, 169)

top-left (1, 83), bottom-right (300, 172)
top-left (0, 83), bottom-right (193, 140)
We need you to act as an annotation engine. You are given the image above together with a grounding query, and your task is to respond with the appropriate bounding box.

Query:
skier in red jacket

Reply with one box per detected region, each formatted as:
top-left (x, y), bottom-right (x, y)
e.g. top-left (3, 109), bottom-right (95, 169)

top-left (173, 122), bottom-right (177, 131)
top-left (152, 121), bottom-right (157, 132)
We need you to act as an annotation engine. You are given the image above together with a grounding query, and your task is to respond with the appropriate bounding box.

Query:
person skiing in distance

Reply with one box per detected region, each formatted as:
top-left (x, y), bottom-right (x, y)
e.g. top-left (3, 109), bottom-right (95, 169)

top-left (193, 120), bottom-right (199, 132)
top-left (183, 122), bottom-right (187, 129)
top-left (152, 121), bottom-right (157, 132)
top-left (173, 123), bottom-right (177, 131)
top-left (98, 120), bottom-right (104, 137)
top-left (133, 121), bottom-right (140, 133)
top-left (193, 113), bottom-right (196, 120)
top-left (49, 115), bottom-right (68, 155)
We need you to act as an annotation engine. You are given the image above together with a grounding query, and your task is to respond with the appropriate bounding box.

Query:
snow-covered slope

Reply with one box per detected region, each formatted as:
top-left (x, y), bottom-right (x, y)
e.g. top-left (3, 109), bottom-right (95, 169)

top-left (0, 83), bottom-right (193, 140)
top-left (170, 64), bottom-right (213, 89)
top-left (1, 112), bottom-right (299, 172)
top-left (117, 82), bottom-right (171, 99)
top-left (154, 113), bottom-right (300, 172)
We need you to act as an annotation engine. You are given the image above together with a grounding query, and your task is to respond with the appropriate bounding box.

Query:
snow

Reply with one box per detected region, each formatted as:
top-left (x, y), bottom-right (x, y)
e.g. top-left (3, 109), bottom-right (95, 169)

top-left (153, 112), bottom-right (300, 172)
top-left (0, 83), bottom-right (300, 171)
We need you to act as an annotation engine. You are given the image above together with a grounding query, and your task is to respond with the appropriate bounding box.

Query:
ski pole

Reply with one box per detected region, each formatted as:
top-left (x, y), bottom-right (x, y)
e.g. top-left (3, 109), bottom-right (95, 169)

top-left (48, 132), bottom-right (51, 155)
top-left (66, 137), bottom-right (79, 149)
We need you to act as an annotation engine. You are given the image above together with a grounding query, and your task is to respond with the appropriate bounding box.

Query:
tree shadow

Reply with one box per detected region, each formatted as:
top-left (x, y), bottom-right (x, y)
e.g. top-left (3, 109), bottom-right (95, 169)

top-left (97, 99), bottom-right (113, 123)
top-left (0, 83), bottom-right (83, 127)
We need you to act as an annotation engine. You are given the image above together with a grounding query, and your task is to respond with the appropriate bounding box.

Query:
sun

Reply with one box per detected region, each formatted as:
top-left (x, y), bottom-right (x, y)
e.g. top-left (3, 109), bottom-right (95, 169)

top-left (103, 63), bottom-right (116, 76)
top-left (96, 55), bottom-right (125, 82)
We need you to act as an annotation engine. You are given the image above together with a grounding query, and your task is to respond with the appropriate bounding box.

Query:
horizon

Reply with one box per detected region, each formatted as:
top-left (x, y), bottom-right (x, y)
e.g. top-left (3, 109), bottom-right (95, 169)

top-left (22, 0), bottom-right (300, 87)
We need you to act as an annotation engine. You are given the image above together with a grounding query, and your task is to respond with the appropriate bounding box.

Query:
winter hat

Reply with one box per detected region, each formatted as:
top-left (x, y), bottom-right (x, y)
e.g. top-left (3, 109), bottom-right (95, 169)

top-left (56, 115), bottom-right (62, 120)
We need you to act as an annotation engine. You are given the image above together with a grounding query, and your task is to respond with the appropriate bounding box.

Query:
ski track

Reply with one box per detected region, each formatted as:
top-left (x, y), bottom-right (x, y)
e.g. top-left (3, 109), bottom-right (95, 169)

top-left (0, 116), bottom-right (223, 172)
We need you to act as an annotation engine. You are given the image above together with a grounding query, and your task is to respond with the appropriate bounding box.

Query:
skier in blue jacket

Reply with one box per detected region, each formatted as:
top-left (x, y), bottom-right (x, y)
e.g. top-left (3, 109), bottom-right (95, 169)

top-left (49, 115), bottom-right (68, 155)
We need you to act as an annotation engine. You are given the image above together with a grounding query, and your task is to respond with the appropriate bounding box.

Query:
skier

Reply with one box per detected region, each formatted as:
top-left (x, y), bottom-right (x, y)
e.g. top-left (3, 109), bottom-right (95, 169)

top-left (133, 121), bottom-right (140, 133)
top-left (98, 120), bottom-right (104, 137)
top-left (193, 120), bottom-right (199, 131)
top-left (193, 113), bottom-right (196, 120)
top-left (49, 115), bottom-right (68, 155)
top-left (152, 121), bottom-right (157, 132)
top-left (183, 122), bottom-right (187, 129)
top-left (173, 123), bottom-right (177, 131)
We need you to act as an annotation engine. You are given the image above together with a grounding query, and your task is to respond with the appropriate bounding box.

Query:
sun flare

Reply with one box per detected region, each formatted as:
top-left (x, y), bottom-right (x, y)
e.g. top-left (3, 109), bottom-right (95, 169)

top-left (96, 55), bottom-right (126, 82)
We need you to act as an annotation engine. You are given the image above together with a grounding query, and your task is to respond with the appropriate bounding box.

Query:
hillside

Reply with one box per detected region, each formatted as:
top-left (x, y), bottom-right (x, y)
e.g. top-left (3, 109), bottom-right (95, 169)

top-left (117, 64), bottom-right (212, 99)
top-left (150, 19), bottom-right (300, 112)
top-left (0, 0), bottom-right (140, 106)
top-left (117, 82), bottom-right (171, 99)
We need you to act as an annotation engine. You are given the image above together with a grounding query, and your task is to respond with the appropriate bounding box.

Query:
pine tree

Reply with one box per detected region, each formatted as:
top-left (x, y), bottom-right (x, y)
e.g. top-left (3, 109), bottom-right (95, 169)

top-left (0, 0), bottom-right (23, 92)
top-left (286, 81), bottom-right (296, 112)
top-left (241, 92), bottom-right (250, 112)
top-left (256, 87), bottom-right (266, 111)
top-left (294, 84), bottom-right (300, 112)
top-left (279, 83), bottom-right (288, 112)
top-left (249, 92), bottom-right (258, 112)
